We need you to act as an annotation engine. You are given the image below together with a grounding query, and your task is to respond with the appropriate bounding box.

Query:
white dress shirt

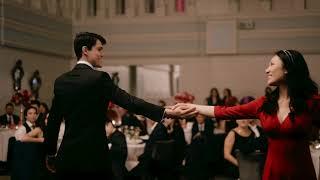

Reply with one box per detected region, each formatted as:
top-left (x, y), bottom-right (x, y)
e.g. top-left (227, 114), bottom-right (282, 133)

top-left (198, 123), bottom-right (205, 132)
top-left (6, 114), bottom-right (13, 124)
top-left (77, 59), bottom-right (94, 69)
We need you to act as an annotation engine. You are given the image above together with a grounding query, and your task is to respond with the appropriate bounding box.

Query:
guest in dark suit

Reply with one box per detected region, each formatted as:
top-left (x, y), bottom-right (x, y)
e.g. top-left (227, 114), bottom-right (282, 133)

top-left (187, 114), bottom-right (215, 180)
top-left (168, 119), bottom-right (187, 177)
top-left (44, 32), bottom-right (196, 179)
top-left (192, 114), bottom-right (214, 139)
top-left (0, 103), bottom-right (20, 128)
top-left (105, 113), bottom-right (127, 180)
top-left (131, 118), bottom-right (173, 180)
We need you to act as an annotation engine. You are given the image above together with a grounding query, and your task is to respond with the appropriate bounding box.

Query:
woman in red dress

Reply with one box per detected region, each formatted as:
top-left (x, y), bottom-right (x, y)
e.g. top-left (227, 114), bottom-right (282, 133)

top-left (174, 50), bottom-right (320, 180)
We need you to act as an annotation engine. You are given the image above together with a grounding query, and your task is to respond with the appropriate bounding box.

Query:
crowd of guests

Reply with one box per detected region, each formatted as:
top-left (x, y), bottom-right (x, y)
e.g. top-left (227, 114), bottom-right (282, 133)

top-left (103, 87), bottom-right (270, 180)
top-left (0, 87), bottom-right (270, 180)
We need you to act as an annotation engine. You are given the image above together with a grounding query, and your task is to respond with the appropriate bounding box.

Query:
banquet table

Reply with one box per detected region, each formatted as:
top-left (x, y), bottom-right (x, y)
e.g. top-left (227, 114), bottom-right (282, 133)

top-left (0, 128), bottom-right (15, 161)
top-left (125, 139), bottom-right (145, 171)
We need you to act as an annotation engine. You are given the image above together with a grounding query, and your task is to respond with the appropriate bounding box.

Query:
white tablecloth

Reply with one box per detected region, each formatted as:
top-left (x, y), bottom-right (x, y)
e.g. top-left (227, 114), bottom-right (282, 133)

top-left (125, 142), bottom-right (145, 171)
top-left (183, 122), bottom-right (193, 145)
top-left (311, 147), bottom-right (320, 180)
top-left (0, 129), bottom-right (15, 161)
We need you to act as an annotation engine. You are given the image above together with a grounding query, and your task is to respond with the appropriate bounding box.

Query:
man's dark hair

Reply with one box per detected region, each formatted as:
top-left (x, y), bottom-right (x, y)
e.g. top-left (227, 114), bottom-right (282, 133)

top-left (74, 32), bottom-right (107, 60)
top-left (5, 103), bottom-right (14, 108)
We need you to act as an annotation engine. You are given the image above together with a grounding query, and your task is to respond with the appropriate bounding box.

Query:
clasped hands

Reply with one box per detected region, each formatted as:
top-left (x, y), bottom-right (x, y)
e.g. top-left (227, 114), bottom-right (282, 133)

top-left (164, 103), bottom-right (198, 119)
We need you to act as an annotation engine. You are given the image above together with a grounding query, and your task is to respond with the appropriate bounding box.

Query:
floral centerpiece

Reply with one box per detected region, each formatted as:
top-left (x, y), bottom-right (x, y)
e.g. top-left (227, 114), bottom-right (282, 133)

top-left (11, 89), bottom-right (32, 107)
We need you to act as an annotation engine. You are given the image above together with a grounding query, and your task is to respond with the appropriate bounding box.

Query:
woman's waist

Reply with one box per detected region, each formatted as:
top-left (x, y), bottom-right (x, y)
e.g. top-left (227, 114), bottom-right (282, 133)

top-left (267, 138), bottom-right (310, 155)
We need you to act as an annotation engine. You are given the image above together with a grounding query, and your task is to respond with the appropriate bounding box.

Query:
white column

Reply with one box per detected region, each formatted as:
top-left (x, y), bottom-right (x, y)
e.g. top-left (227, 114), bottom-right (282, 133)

top-left (155, 0), bottom-right (165, 16)
top-left (109, 0), bottom-right (115, 17)
top-left (96, 0), bottom-right (105, 18)
top-left (126, 0), bottom-right (135, 17)
top-left (137, 0), bottom-right (145, 16)
top-left (164, 0), bottom-right (174, 16)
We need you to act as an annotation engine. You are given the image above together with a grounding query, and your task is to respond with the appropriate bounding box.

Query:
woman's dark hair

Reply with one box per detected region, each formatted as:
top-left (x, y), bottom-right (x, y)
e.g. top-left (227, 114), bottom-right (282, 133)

top-left (23, 106), bottom-right (38, 122)
top-left (206, 87), bottom-right (222, 105)
top-left (260, 50), bottom-right (318, 120)
top-left (223, 88), bottom-right (232, 97)
top-left (222, 88), bottom-right (232, 105)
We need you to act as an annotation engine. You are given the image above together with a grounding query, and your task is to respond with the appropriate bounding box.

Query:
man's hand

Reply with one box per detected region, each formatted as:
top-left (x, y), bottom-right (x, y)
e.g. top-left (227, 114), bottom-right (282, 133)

top-left (164, 103), bottom-right (197, 119)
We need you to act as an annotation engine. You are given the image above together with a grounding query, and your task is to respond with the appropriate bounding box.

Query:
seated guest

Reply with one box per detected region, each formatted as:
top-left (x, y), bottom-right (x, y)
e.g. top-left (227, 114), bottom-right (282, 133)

top-left (222, 88), bottom-right (239, 106)
top-left (105, 111), bottom-right (127, 180)
top-left (223, 119), bottom-right (256, 179)
top-left (30, 100), bottom-right (40, 110)
top-left (185, 115), bottom-right (215, 180)
top-left (39, 102), bottom-right (49, 115)
top-left (206, 87), bottom-right (223, 106)
top-left (122, 112), bottom-right (147, 135)
top-left (168, 119), bottom-right (187, 172)
top-left (249, 119), bottom-right (268, 153)
top-left (213, 119), bottom-right (226, 135)
top-left (239, 96), bottom-right (268, 152)
top-left (15, 106), bottom-right (44, 143)
top-left (130, 118), bottom-right (173, 179)
top-left (192, 114), bottom-right (214, 139)
top-left (0, 103), bottom-right (20, 128)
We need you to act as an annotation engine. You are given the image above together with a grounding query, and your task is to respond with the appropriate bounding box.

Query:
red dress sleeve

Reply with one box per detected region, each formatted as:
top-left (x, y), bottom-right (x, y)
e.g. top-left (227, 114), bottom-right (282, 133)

top-left (214, 96), bottom-right (265, 120)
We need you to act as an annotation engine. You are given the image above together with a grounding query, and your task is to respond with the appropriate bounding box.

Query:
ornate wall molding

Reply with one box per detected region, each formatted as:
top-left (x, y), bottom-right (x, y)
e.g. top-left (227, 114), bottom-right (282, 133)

top-left (1, 0), bottom-right (72, 58)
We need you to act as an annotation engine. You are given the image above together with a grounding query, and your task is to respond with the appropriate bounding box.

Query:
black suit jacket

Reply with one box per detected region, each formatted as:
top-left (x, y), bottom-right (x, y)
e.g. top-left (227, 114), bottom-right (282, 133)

top-left (191, 119), bottom-right (214, 138)
top-left (45, 64), bottom-right (164, 172)
top-left (0, 114), bottom-right (20, 126)
top-left (139, 123), bottom-right (169, 164)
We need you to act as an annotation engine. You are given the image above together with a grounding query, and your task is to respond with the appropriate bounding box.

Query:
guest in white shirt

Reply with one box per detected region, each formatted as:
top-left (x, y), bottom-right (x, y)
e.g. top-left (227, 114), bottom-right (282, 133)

top-left (15, 106), bottom-right (44, 143)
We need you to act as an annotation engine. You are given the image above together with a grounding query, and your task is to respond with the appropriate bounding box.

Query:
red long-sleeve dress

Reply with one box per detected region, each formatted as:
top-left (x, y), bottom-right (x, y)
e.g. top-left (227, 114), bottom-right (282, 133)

top-left (215, 95), bottom-right (320, 180)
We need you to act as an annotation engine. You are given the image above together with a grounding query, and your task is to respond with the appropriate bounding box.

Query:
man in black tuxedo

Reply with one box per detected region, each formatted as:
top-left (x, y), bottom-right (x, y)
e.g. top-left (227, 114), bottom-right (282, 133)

top-left (0, 103), bottom-right (20, 127)
top-left (44, 32), bottom-right (196, 179)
